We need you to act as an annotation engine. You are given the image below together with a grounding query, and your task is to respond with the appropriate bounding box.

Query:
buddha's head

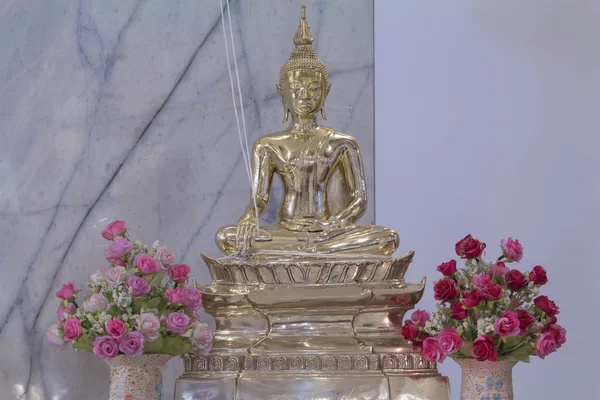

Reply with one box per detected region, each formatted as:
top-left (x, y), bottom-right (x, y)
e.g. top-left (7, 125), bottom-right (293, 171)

top-left (277, 5), bottom-right (331, 122)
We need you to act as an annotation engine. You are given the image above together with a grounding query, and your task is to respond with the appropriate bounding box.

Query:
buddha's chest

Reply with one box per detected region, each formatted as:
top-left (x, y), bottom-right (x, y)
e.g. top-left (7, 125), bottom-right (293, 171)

top-left (273, 139), bottom-right (336, 177)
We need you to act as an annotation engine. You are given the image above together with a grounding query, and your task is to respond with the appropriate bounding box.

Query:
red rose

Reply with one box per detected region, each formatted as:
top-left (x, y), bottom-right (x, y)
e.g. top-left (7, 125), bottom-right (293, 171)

top-left (450, 302), bottom-right (467, 320)
top-left (410, 309), bottom-right (431, 327)
top-left (455, 234), bottom-right (486, 259)
top-left (535, 332), bottom-right (557, 359)
top-left (529, 266), bottom-right (548, 285)
top-left (493, 311), bottom-right (521, 337)
top-left (472, 335), bottom-right (498, 361)
top-left (542, 324), bottom-right (567, 348)
top-left (438, 327), bottom-right (465, 355)
top-left (534, 295), bottom-right (560, 317)
top-left (489, 261), bottom-right (510, 277)
top-left (462, 289), bottom-right (483, 308)
top-left (401, 321), bottom-right (419, 342)
top-left (482, 283), bottom-right (503, 301)
top-left (505, 269), bottom-right (527, 291)
top-left (422, 337), bottom-right (446, 363)
top-left (515, 309), bottom-right (535, 333)
top-left (433, 278), bottom-right (459, 302)
top-left (437, 260), bottom-right (457, 276)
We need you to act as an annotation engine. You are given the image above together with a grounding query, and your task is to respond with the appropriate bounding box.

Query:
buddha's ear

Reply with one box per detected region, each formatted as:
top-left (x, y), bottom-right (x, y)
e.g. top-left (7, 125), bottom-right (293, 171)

top-left (276, 84), bottom-right (289, 122)
top-left (320, 82), bottom-right (331, 120)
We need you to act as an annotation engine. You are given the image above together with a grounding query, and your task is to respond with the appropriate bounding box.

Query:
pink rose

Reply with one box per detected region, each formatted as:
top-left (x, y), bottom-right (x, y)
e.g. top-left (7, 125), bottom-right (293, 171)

top-left (57, 303), bottom-right (76, 322)
top-left (455, 234), bottom-right (486, 259)
top-left (515, 310), bottom-right (535, 333)
top-left (433, 278), bottom-right (459, 302)
top-left (135, 254), bottom-right (161, 275)
top-left (136, 313), bottom-right (161, 341)
top-left (184, 286), bottom-right (203, 311)
top-left (104, 237), bottom-right (132, 265)
top-left (101, 220), bottom-right (127, 240)
top-left (494, 311), bottom-right (521, 337)
top-left (489, 261), bottom-right (510, 277)
top-left (438, 327), bottom-right (464, 355)
top-left (501, 237), bottom-right (523, 262)
top-left (534, 296), bottom-right (560, 317)
top-left (542, 324), bottom-right (567, 348)
top-left (88, 269), bottom-right (104, 284)
top-left (437, 260), bottom-right (457, 276)
top-left (102, 266), bottom-right (129, 287)
top-left (482, 283), bottom-right (503, 301)
top-left (168, 264), bottom-right (191, 283)
top-left (126, 276), bottom-right (152, 298)
top-left (472, 336), bottom-right (498, 361)
top-left (105, 318), bottom-right (127, 340)
top-left (535, 332), bottom-right (557, 359)
top-left (401, 321), bottom-right (419, 342)
top-left (93, 335), bottom-right (120, 359)
top-left (82, 293), bottom-right (109, 312)
top-left (45, 323), bottom-right (64, 347)
top-left (505, 269), bottom-right (527, 291)
top-left (56, 282), bottom-right (77, 300)
top-left (472, 274), bottom-right (491, 289)
top-left (165, 312), bottom-right (190, 334)
top-left (119, 331), bottom-right (145, 357)
top-left (529, 265), bottom-right (548, 285)
top-left (155, 246), bottom-right (175, 266)
top-left (450, 302), bottom-right (467, 320)
top-left (165, 288), bottom-right (187, 304)
top-left (63, 318), bottom-right (82, 341)
top-left (410, 309), bottom-right (431, 327)
top-left (422, 337), bottom-right (446, 363)
top-left (462, 289), bottom-right (483, 308)
top-left (192, 322), bottom-right (213, 355)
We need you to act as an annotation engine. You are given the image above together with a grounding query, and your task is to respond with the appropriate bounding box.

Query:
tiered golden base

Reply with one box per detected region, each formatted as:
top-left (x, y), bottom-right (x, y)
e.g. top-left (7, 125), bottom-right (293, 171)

top-left (175, 252), bottom-right (451, 400)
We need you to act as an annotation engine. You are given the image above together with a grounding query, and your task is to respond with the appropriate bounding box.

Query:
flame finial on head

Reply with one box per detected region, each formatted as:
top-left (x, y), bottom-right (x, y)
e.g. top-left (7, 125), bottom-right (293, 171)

top-left (294, 5), bottom-right (313, 46)
top-left (279, 5), bottom-right (329, 88)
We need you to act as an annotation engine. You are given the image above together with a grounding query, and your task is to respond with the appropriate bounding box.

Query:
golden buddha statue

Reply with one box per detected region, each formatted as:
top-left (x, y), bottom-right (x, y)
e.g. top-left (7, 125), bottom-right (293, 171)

top-left (216, 5), bottom-right (399, 257)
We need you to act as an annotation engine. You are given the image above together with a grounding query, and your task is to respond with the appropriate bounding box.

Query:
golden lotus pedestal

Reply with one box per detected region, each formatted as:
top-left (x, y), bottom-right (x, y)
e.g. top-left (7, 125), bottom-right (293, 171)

top-left (175, 252), bottom-right (451, 400)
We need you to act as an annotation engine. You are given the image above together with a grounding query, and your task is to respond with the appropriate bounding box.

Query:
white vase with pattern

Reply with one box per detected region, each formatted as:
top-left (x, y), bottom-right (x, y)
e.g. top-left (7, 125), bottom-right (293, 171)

top-left (454, 359), bottom-right (517, 400)
top-left (105, 354), bottom-right (172, 400)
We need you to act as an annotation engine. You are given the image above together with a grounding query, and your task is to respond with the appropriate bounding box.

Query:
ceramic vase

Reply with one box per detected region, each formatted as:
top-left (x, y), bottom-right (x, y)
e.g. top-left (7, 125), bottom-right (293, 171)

top-left (105, 354), bottom-right (172, 400)
top-left (454, 359), bottom-right (517, 400)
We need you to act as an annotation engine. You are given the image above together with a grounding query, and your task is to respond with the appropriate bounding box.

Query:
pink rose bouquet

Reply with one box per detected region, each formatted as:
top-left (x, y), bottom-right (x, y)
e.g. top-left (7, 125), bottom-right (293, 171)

top-left (400, 235), bottom-right (566, 363)
top-left (45, 220), bottom-right (213, 359)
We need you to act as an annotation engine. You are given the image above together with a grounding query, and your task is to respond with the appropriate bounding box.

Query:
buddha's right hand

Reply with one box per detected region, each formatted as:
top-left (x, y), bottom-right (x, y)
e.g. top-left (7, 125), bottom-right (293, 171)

top-left (235, 216), bottom-right (258, 254)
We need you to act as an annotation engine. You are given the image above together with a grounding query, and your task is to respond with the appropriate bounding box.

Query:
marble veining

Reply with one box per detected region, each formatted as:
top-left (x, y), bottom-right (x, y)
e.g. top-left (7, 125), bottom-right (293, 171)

top-left (0, 0), bottom-right (373, 399)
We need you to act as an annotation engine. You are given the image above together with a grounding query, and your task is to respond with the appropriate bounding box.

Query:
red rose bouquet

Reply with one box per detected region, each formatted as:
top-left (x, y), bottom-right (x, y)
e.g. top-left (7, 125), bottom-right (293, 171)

top-left (401, 235), bottom-right (566, 363)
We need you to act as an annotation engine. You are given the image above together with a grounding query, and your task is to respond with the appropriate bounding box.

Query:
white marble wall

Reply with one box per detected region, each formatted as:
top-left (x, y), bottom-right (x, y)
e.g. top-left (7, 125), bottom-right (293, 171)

top-left (0, 0), bottom-right (374, 399)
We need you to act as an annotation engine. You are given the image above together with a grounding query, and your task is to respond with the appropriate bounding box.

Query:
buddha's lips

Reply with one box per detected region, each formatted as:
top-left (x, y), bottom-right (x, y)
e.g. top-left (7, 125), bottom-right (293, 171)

top-left (298, 101), bottom-right (313, 111)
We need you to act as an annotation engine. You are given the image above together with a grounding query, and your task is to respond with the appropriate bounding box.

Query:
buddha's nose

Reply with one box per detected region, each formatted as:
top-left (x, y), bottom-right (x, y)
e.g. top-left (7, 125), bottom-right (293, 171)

top-left (299, 88), bottom-right (310, 100)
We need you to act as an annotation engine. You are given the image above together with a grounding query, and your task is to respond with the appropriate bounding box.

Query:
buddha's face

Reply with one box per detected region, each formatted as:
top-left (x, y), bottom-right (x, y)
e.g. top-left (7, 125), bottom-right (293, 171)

top-left (282, 69), bottom-right (327, 117)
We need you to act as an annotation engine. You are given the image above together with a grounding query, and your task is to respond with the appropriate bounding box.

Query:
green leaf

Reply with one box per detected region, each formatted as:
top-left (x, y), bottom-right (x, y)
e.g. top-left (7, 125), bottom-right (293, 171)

top-left (150, 271), bottom-right (168, 286)
top-left (459, 341), bottom-right (473, 358)
top-left (161, 336), bottom-right (192, 356)
top-left (147, 297), bottom-right (162, 310)
top-left (500, 346), bottom-right (532, 363)
top-left (132, 298), bottom-right (148, 314)
top-left (143, 335), bottom-right (164, 354)
top-left (72, 336), bottom-right (94, 352)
